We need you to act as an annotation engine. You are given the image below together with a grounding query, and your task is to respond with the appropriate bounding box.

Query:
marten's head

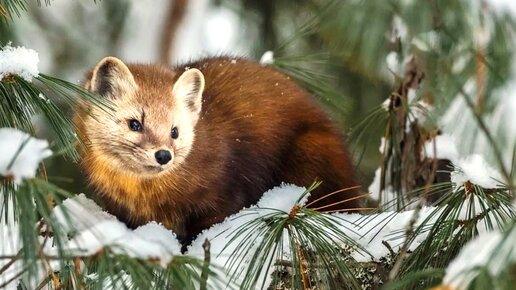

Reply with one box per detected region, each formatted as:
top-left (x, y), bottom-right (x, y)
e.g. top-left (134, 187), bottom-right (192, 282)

top-left (79, 57), bottom-right (204, 177)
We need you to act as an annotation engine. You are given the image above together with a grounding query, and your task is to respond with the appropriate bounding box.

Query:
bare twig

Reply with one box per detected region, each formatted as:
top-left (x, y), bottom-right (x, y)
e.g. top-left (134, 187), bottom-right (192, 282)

top-left (388, 138), bottom-right (438, 281)
top-left (34, 274), bottom-right (52, 290)
top-left (311, 193), bottom-right (370, 211)
top-left (0, 266), bottom-right (29, 289)
top-left (382, 240), bottom-right (396, 257)
top-left (304, 185), bottom-right (362, 208)
top-left (200, 238), bottom-right (210, 290)
top-left (387, 201), bottom-right (422, 281)
top-left (296, 244), bottom-right (311, 290)
top-left (0, 250), bottom-right (20, 275)
top-left (475, 2), bottom-right (488, 113)
top-left (0, 5), bottom-right (8, 18)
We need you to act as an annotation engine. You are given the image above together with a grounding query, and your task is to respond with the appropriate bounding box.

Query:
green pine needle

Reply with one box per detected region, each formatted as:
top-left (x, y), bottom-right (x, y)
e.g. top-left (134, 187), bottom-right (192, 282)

top-left (222, 184), bottom-right (367, 290)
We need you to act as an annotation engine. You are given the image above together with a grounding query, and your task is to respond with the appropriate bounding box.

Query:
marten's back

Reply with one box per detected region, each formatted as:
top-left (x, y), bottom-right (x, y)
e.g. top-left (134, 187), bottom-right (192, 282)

top-left (77, 56), bottom-right (360, 245)
top-left (182, 57), bottom-right (359, 210)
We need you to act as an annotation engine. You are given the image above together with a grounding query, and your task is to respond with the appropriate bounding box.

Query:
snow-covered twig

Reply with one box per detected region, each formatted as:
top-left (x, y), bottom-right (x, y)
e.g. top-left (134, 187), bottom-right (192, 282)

top-left (0, 43), bottom-right (39, 82)
top-left (0, 128), bottom-right (52, 184)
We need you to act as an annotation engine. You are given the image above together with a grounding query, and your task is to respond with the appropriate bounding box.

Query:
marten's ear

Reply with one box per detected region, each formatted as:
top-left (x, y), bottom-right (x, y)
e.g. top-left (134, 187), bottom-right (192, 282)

top-left (173, 68), bottom-right (204, 114)
top-left (90, 57), bottom-right (137, 98)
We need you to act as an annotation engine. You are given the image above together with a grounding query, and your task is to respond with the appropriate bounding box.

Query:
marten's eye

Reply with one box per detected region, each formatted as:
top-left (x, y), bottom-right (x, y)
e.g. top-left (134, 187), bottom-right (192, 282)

top-left (128, 119), bottom-right (143, 132)
top-left (171, 127), bottom-right (179, 139)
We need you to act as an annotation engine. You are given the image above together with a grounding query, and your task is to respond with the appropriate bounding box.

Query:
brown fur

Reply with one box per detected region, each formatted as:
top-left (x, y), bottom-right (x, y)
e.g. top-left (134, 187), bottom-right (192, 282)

top-left (74, 56), bottom-right (360, 245)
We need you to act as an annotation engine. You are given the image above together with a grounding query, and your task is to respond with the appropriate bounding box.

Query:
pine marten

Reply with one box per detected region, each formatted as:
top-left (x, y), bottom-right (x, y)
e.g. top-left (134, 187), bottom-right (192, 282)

top-left (74, 56), bottom-right (360, 246)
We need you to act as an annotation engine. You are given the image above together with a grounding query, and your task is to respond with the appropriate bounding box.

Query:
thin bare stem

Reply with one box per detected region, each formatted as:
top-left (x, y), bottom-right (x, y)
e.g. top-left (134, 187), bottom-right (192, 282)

top-left (388, 139), bottom-right (438, 281)
top-left (0, 266), bottom-right (28, 289)
top-left (0, 250), bottom-right (20, 275)
top-left (305, 185), bottom-right (362, 208)
top-left (321, 207), bottom-right (376, 214)
top-left (311, 193), bottom-right (370, 211)
top-left (200, 239), bottom-right (210, 290)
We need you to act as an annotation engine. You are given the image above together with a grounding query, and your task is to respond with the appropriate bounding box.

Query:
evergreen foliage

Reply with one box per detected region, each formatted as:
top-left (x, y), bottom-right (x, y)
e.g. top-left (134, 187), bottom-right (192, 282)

top-left (223, 183), bottom-right (365, 290)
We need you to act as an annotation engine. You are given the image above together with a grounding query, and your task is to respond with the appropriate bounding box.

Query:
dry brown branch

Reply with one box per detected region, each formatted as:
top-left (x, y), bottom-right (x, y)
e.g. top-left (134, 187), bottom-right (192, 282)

top-left (200, 238), bottom-right (211, 290)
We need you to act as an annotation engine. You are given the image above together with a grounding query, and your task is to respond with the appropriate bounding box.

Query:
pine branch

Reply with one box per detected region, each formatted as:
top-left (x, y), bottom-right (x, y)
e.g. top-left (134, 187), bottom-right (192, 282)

top-left (222, 183), bottom-right (366, 290)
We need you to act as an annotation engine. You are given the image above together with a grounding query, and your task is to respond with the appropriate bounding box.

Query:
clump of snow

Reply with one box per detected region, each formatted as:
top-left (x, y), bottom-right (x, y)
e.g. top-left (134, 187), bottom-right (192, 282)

top-left (381, 97), bottom-right (391, 111)
top-left (367, 168), bottom-right (404, 209)
top-left (378, 137), bottom-right (387, 154)
top-left (391, 15), bottom-right (408, 42)
top-left (187, 184), bottom-right (307, 288)
top-left (443, 225), bottom-right (516, 289)
top-left (338, 207), bottom-right (438, 262)
top-left (451, 154), bottom-right (503, 189)
top-left (386, 51), bottom-right (400, 73)
top-left (407, 88), bottom-right (417, 103)
top-left (488, 0), bottom-right (516, 18)
top-left (259, 50), bottom-right (274, 65)
top-left (0, 43), bottom-right (40, 82)
top-left (257, 183), bottom-right (310, 209)
top-left (406, 100), bottom-right (432, 132)
top-left (411, 31), bottom-right (439, 52)
top-left (0, 128), bottom-right (52, 184)
top-left (423, 133), bottom-right (459, 162)
top-left (47, 194), bottom-right (181, 267)
top-left (52, 193), bottom-right (115, 232)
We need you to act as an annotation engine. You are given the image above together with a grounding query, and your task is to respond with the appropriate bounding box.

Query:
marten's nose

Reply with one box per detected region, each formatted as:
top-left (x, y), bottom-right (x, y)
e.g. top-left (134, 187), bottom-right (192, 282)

top-left (155, 150), bottom-right (172, 165)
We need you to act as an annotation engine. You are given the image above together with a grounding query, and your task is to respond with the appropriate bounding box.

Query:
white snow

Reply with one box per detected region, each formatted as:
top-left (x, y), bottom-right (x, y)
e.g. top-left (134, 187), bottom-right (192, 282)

top-left (0, 43), bottom-right (39, 82)
top-left (187, 184), bottom-right (307, 288)
top-left (340, 206), bottom-right (438, 262)
top-left (378, 137), bottom-right (387, 154)
top-left (451, 154), bottom-right (504, 189)
top-left (367, 167), bottom-right (401, 208)
top-left (386, 51), bottom-right (400, 73)
top-left (259, 51), bottom-right (274, 65)
top-left (0, 128), bottom-right (52, 288)
top-left (406, 100), bottom-right (432, 132)
top-left (423, 133), bottom-right (459, 162)
top-left (11, 179), bottom-right (503, 289)
top-left (47, 194), bottom-right (181, 267)
top-left (391, 15), bottom-right (408, 42)
top-left (0, 128), bottom-right (52, 184)
top-left (441, 77), bottom-right (516, 173)
top-left (443, 225), bottom-right (516, 289)
top-left (488, 0), bottom-right (516, 17)
top-left (411, 31), bottom-right (439, 52)
top-left (443, 231), bottom-right (501, 288)
top-left (0, 197), bottom-right (23, 290)
top-left (46, 185), bottom-right (440, 289)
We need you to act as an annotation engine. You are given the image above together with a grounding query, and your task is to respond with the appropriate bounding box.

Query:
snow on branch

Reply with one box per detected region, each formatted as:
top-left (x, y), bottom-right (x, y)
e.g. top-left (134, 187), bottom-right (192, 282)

top-left (47, 185), bottom-right (437, 288)
top-left (0, 43), bottom-right (40, 82)
top-left (259, 51), bottom-right (274, 65)
top-left (442, 223), bottom-right (516, 289)
top-left (451, 154), bottom-right (504, 189)
top-left (48, 194), bottom-right (182, 267)
top-left (0, 128), bottom-right (52, 184)
top-left (422, 133), bottom-right (459, 162)
top-left (24, 174), bottom-right (510, 289)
